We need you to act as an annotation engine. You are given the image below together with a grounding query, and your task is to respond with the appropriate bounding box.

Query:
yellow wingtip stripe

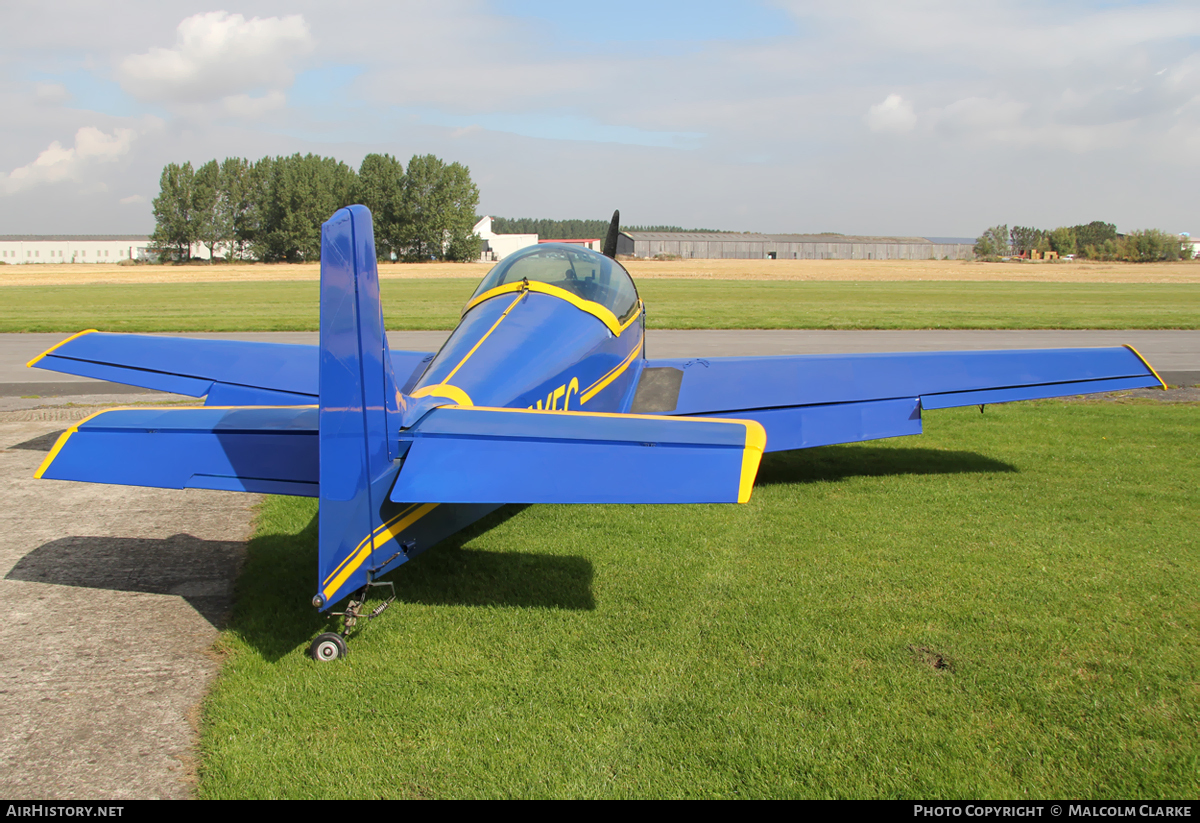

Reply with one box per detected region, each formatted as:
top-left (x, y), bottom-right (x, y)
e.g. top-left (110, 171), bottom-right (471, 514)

top-left (26, 329), bottom-right (99, 368)
top-left (33, 404), bottom-right (318, 480)
top-left (1123, 344), bottom-right (1168, 390)
top-left (33, 407), bottom-right (120, 479)
top-left (737, 421), bottom-right (767, 504)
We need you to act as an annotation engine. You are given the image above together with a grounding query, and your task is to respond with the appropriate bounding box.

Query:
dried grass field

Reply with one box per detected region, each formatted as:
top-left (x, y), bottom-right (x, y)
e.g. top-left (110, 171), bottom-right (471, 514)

top-left (2, 257), bottom-right (1199, 286)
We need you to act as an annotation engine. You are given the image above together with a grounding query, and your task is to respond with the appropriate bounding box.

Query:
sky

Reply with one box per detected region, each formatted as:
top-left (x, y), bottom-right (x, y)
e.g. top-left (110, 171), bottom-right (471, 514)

top-left (2, 0), bottom-right (1198, 236)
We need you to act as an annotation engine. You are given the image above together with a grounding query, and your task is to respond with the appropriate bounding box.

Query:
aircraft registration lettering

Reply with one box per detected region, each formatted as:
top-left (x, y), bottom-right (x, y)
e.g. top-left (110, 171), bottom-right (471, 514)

top-left (529, 376), bottom-right (581, 410)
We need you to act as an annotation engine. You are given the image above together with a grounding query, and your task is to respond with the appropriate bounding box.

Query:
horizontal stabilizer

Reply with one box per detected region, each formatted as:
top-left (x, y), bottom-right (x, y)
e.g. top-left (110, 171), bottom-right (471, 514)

top-left (391, 406), bottom-right (765, 504)
top-left (28, 331), bottom-right (433, 404)
top-left (36, 406), bottom-right (319, 496)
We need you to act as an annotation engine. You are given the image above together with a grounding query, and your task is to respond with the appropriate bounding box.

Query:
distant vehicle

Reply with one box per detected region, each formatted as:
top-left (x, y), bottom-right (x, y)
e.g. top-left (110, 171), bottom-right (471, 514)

top-left (1062, 254), bottom-right (1076, 260)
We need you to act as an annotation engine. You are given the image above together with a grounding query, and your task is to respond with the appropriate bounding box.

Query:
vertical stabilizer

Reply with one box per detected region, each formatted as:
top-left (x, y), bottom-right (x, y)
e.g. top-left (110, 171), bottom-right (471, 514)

top-left (315, 206), bottom-right (405, 609)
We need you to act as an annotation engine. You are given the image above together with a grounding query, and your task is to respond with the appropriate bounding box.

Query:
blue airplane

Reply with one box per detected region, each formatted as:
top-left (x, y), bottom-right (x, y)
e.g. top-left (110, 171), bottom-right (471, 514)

top-left (27, 206), bottom-right (1167, 660)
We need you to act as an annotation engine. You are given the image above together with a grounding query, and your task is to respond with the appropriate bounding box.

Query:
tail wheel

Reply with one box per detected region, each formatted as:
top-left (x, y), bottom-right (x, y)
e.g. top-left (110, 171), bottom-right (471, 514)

top-left (310, 632), bottom-right (347, 662)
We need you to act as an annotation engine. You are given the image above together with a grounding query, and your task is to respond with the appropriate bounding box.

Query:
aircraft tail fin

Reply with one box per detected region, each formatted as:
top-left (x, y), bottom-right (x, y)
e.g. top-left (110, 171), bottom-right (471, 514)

top-left (314, 205), bottom-right (413, 609)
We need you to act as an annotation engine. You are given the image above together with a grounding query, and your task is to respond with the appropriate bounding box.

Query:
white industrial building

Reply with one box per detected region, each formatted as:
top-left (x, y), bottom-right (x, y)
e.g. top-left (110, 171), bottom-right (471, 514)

top-left (0, 235), bottom-right (170, 263)
top-left (540, 237), bottom-right (603, 252)
top-left (616, 232), bottom-right (976, 260)
top-left (473, 216), bottom-right (539, 262)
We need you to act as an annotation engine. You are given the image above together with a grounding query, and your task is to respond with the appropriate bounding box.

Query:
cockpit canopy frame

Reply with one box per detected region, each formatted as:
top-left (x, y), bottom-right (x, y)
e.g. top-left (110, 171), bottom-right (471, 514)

top-left (467, 243), bottom-right (640, 326)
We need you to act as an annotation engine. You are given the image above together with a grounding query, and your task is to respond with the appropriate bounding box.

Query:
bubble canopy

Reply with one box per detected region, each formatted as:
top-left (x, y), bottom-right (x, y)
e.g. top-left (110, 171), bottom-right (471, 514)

top-left (468, 244), bottom-right (640, 325)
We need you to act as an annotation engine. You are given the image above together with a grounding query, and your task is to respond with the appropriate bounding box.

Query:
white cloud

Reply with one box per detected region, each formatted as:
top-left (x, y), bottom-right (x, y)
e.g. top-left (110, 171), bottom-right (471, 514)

top-left (119, 194), bottom-right (147, 205)
top-left (1, 127), bottom-right (135, 195)
top-left (222, 90), bottom-right (287, 119)
top-left (117, 11), bottom-right (313, 106)
top-left (866, 94), bottom-right (916, 133)
top-left (34, 82), bottom-right (70, 104)
top-left (935, 96), bottom-right (1025, 134)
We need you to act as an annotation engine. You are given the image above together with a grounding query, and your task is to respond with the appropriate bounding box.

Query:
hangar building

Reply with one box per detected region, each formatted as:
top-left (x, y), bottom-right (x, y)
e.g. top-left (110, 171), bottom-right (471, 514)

top-left (473, 216), bottom-right (539, 262)
top-left (0, 235), bottom-right (158, 263)
top-left (616, 232), bottom-right (974, 260)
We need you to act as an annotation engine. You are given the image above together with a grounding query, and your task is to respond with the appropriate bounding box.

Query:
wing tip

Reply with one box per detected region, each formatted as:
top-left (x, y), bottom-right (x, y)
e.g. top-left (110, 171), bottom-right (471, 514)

top-left (738, 420), bottom-right (767, 504)
top-left (32, 407), bottom-right (125, 479)
top-left (26, 329), bottom-right (99, 368)
top-left (1123, 344), bottom-right (1168, 390)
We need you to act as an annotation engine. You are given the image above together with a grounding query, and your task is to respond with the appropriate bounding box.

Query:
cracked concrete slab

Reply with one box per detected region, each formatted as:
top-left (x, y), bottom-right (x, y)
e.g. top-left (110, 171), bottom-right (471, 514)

top-left (0, 397), bottom-right (258, 800)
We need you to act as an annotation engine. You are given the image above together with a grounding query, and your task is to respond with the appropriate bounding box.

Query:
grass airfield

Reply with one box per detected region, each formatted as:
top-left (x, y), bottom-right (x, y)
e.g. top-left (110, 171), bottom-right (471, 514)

top-left (201, 400), bottom-right (1197, 799)
top-left (2, 280), bottom-right (1198, 334)
top-left (5, 257), bottom-right (1196, 798)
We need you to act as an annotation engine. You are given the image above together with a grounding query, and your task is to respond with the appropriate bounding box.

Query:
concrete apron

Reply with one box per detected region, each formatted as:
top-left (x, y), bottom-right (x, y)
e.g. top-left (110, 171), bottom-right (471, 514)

top-left (0, 396), bottom-right (257, 800)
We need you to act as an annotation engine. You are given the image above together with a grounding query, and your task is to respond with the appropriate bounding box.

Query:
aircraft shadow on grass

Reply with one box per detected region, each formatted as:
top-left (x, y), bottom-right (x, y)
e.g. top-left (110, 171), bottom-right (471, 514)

top-left (239, 504), bottom-right (595, 662)
top-left (754, 444), bottom-right (1017, 486)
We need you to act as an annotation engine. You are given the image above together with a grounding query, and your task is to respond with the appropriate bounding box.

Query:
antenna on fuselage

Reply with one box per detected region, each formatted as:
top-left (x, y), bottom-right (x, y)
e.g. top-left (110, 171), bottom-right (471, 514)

top-left (602, 209), bottom-right (620, 259)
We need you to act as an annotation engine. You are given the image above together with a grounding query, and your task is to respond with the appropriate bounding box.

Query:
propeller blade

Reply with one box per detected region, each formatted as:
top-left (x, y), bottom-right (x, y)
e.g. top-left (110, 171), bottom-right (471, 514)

top-left (602, 209), bottom-right (620, 259)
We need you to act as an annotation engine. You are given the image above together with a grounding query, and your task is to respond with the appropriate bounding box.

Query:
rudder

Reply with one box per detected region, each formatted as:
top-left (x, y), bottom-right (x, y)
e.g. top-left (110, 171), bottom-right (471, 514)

top-left (315, 205), bottom-right (407, 609)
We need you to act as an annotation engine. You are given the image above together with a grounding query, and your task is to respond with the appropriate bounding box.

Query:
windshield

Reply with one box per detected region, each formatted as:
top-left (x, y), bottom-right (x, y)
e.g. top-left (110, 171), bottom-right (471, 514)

top-left (469, 244), bottom-right (639, 323)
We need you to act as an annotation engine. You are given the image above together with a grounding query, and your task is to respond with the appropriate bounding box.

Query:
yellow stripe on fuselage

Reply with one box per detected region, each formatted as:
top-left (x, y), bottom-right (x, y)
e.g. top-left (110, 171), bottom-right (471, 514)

top-left (580, 337), bottom-right (643, 404)
top-left (443, 292), bottom-right (526, 383)
top-left (320, 502), bottom-right (440, 600)
top-left (464, 282), bottom-right (641, 337)
top-left (26, 329), bottom-right (99, 368)
top-left (410, 383), bottom-right (475, 407)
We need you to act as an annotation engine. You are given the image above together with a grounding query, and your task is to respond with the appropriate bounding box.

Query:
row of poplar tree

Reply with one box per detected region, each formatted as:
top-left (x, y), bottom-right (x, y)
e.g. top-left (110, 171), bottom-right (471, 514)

top-left (150, 153), bottom-right (480, 263)
top-left (974, 221), bottom-right (1192, 262)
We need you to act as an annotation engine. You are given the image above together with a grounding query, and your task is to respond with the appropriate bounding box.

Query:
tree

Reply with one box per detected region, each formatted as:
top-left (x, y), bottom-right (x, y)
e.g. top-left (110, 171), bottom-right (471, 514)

top-left (258, 154), bottom-right (358, 261)
top-left (397, 155), bottom-right (480, 262)
top-left (354, 153), bottom-right (405, 261)
top-left (1010, 225), bottom-right (1043, 256)
top-left (974, 225), bottom-right (1009, 260)
top-left (192, 160), bottom-right (223, 262)
top-left (1072, 221), bottom-right (1117, 257)
top-left (150, 151), bottom-right (480, 264)
top-left (150, 162), bottom-right (196, 262)
top-left (1115, 229), bottom-right (1183, 263)
top-left (218, 157), bottom-right (256, 260)
top-left (1048, 226), bottom-right (1076, 256)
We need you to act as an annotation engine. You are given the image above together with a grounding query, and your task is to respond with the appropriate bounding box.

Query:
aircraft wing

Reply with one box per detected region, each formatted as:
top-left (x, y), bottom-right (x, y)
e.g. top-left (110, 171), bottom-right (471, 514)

top-left (632, 347), bottom-right (1166, 452)
top-left (27, 330), bottom-right (434, 405)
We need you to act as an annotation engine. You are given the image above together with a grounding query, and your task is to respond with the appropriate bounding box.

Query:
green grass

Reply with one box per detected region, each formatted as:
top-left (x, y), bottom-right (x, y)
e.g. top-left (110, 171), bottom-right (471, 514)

top-left (198, 399), bottom-right (1198, 798)
top-left (2, 280), bottom-right (1197, 331)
